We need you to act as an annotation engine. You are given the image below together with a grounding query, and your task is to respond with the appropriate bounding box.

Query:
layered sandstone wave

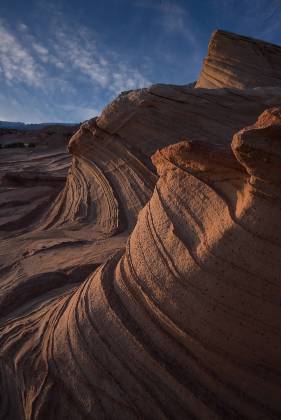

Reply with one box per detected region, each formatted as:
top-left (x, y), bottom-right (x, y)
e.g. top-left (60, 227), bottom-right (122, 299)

top-left (196, 29), bottom-right (281, 89)
top-left (1, 31), bottom-right (281, 419)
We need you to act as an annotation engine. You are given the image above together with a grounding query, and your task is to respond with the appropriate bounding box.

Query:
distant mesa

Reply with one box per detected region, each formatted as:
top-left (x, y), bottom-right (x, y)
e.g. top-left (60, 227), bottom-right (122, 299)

top-left (0, 122), bottom-right (79, 149)
top-left (0, 120), bottom-right (78, 131)
top-left (0, 141), bottom-right (35, 149)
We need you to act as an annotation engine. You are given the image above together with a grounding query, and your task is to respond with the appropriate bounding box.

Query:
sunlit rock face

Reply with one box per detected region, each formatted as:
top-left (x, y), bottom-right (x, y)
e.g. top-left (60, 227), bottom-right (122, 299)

top-left (196, 29), bottom-right (281, 89)
top-left (1, 31), bottom-right (281, 420)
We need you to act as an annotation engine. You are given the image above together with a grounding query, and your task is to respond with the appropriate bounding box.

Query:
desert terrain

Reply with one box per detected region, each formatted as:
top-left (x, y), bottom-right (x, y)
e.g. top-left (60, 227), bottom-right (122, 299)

top-left (0, 30), bottom-right (281, 419)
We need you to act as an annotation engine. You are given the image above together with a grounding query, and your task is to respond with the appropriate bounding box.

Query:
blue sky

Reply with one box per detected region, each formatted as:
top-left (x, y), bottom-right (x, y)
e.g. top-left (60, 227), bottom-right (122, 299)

top-left (0, 0), bottom-right (281, 123)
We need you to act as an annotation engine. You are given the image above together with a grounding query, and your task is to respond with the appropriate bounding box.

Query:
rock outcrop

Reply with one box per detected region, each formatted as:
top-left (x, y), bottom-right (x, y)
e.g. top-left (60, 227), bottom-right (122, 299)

top-left (0, 124), bottom-right (79, 234)
top-left (196, 29), bottom-right (281, 89)
top-left (1, 31), bottom-right (281, 419)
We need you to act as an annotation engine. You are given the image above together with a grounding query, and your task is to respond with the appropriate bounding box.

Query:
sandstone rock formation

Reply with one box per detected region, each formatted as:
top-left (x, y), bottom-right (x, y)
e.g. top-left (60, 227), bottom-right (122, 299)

top-left (196, 29), bottom-right (281, 89)
top-left (1, 31), bottom-right (281, 419)
top-left (0, 124), bottom-right (78, 235)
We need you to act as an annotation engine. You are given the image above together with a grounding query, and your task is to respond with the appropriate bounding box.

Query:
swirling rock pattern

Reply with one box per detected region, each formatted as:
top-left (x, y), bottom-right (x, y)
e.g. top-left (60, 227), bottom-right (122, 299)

top-left (1, 31), bottom-right (281, 419)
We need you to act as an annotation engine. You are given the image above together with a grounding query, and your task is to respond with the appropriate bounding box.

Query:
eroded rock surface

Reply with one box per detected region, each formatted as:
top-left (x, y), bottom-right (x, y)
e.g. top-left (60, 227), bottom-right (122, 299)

top-left (196, 29), bottom-right (281, 89)
top-left (1, 31), bottom-right (281, 419)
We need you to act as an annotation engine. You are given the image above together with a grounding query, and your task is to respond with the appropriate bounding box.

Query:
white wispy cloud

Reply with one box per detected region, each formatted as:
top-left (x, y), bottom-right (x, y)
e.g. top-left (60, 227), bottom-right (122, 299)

top-left (110, 63), bottom-right (148, 94)
top-left (157, 1), bottom-right (197, 45)
top-left (53, 24), bottom-right (150, 94)
top-left (0, 20), bottom-right (43, 86)
top-left (1, 19), bottom-right (150, 95)
top-left (0, 17), bottom-right (151, 122)
top-left (135, 0), bottom-right (198, 46)
top-left (31, 42), bottom-right (49, 62)
top-left (17, 22), bottom-right (28, 32)
top-left (134, 0), bottom-right (202, 75)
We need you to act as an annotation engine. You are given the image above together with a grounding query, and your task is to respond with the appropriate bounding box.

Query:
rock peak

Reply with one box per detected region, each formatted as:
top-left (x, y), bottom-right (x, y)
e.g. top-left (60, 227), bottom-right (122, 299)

top-left (196, 29), bottom-right (281, 89)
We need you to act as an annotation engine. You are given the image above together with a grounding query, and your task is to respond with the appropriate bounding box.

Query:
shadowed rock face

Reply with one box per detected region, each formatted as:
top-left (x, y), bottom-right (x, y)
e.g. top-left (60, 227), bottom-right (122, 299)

top-left (1, 31), bottom-right (281, 420)
top-left (196, 29), bottom-right (281, 89)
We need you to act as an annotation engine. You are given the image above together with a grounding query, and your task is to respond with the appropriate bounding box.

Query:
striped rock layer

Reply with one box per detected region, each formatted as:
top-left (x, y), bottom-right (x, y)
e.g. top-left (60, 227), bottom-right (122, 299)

top-left (196, 30), bottom-right (281, 89)
top-left (1, 31), bottom-right (281, 420)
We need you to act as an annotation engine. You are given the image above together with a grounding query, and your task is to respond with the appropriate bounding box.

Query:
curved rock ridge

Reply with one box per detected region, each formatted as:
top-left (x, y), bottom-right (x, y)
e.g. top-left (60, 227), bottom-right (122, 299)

top-left (0, 116), bottom-right (156, 323)
top-left (0, 149), bottom-right (71, 233)
top-left (0, 122), bottom-right (78, 234)
top-left (1, 28), bottom-right (281, 418)
top-left (1, 82), bottom-right (277, 318)
top-left (1, 108), bottom-right (281, 419)
top-left (1, 83), bottom-right (280, 240)
top-left (97, 84), bottom-right (281, 160)
top-left (196, 29), bottom-right (281, 89)
top-left (40, 118), bottom-right (156, 234)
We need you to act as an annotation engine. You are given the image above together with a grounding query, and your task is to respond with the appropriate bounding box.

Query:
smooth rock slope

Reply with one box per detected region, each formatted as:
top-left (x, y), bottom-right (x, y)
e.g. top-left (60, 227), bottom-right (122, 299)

top-left (1, 30), bottom-right (281, 419)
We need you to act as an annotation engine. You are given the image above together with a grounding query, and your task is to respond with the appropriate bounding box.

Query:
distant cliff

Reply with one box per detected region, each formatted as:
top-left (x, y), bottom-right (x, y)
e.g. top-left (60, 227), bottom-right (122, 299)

top-left (0, 120), bottom-right (77, 130)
